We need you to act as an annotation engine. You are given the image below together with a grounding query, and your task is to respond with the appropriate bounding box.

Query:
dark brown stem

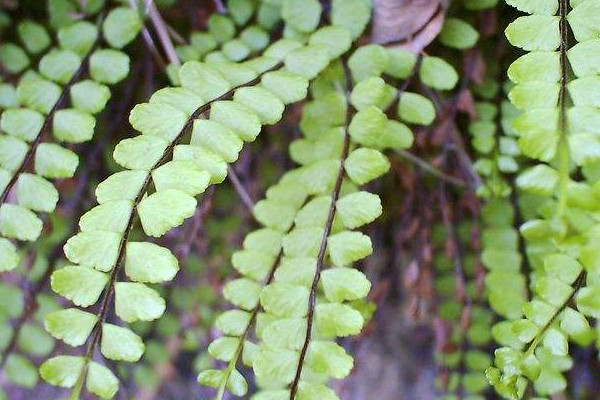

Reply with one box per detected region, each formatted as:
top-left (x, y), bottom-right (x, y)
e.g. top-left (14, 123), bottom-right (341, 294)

top-left (558, 0), bottom-right (569, 130)
top-left (556, 0), bottom-right (571, 220)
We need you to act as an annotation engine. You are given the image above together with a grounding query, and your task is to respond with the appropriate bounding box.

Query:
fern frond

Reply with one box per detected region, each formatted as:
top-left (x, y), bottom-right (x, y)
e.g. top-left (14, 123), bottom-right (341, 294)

top-left (198, 35), bottom-right (458, 398)
top-left (433, 217), bottom-right (495, 399)
top-left (248, 47), bottom-right (410, 400)
top-left (487, 0), bottom-right (600, 397)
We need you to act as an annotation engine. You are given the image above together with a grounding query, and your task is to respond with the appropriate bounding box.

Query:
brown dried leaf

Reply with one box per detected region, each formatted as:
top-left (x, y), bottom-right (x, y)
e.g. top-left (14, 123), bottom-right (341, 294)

top-left (372, 0), bottom-right (443, 44)
top-left (397, 9), bottom-right (446, 53)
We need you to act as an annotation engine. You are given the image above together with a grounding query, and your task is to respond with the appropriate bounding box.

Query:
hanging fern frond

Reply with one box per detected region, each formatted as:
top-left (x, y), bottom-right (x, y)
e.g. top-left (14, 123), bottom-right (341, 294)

top-left (249, 49), bottom-right (412, 400)
top-left (433, 217), bottom-right (495, 400)
top-left (487, 0), bottom-right (600, 398)
top-left (38, 20), bottom-right (348, 397)
top-left (0, 6), bottom-right (142, 273)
